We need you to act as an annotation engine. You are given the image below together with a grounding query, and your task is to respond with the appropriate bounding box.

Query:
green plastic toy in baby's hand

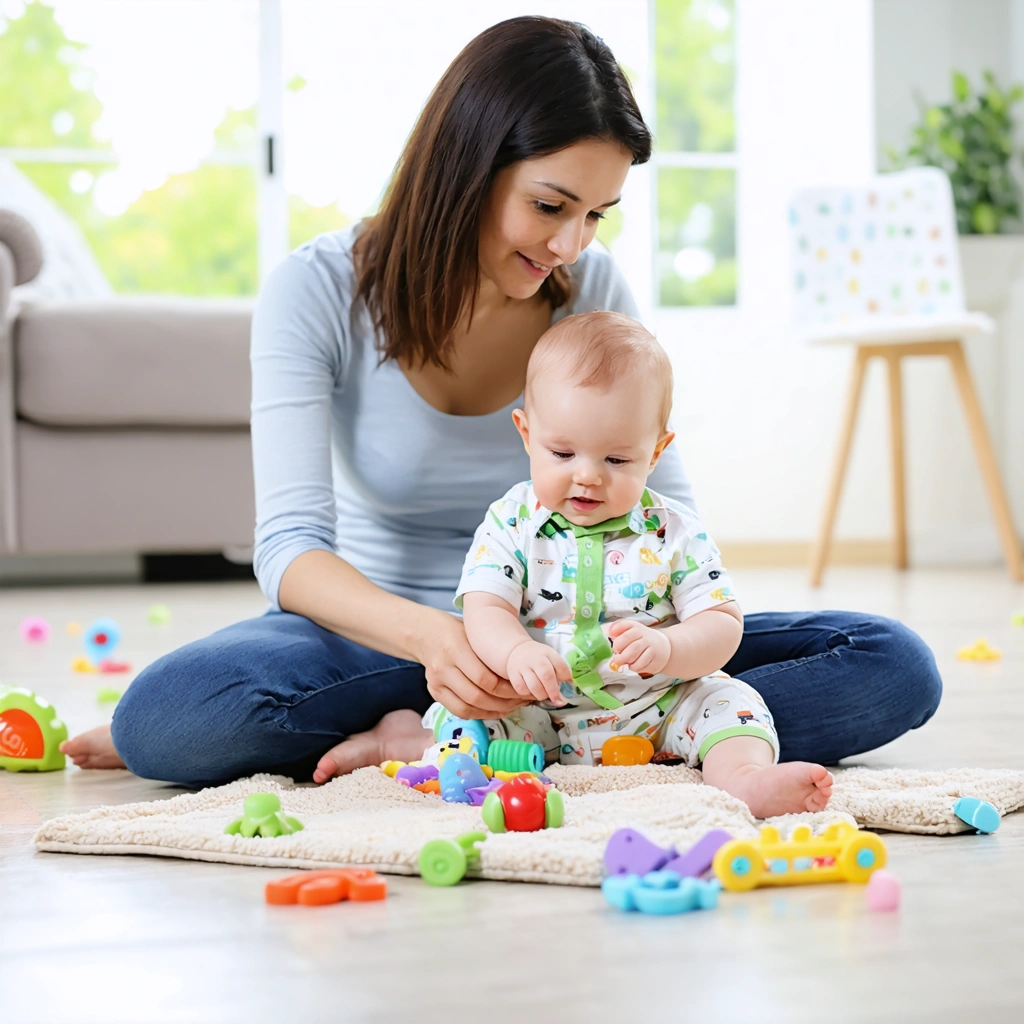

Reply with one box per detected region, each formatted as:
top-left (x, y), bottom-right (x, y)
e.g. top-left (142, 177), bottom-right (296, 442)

top-left (224, 793), bottom-right (304, 838)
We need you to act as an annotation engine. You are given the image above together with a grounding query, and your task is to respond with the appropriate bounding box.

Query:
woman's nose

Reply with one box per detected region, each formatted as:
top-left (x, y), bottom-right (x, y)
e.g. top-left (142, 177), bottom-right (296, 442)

top-left (548, 218), bottom-right (586, 265)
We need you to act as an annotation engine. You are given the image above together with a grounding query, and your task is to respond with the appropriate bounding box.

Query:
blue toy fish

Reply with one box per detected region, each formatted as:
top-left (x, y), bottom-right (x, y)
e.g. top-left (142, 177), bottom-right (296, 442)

top-left (439, 753), bottom-right (489, 804)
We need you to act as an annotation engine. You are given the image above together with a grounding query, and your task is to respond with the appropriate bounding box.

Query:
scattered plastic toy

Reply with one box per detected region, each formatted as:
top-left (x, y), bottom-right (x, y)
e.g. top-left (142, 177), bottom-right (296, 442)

top-left (265, 868), bottom-right (387, 905)
top-left (77, 617), bottom-right (131, 673)
top-left (66, 621), bottom-right (83, 636)
top-left (438, 752), bottom-right (489, 803)
top-left (466, 778), bottom-right (505, 805)
top-left (70, 655), bottom-right (97, 674)
top-left (96, 686), bottom-right (123, 705)
top-left (147, 603), bottom-right (172, 625)
top-left (1011, 611), bottom-right (1024, 626)
top-left (434, 714), bottom-right (544, 774)
top-left (224, 793), bottom-right (304, 838)
top-left (601, 735), bottom-right (654, 766)
top-left (395, 764), bottom-right (439, 787)
top-left (956, 638), bottom-right (1001, 661)
top-left (602, 872), bottom-right (721, 915)
top-left (604, 827), bottom-right (733, 879)
top-left (952, 796), bottom-right (1000, 833)
top-left (482, 774), bottom-right (564, 833)
top-left (419, 830), bottom-right (487, 886)
top-left (713, 822), bottom-right (887, 891)
top-left (865, 869), bottom-right (901, 912)
top-left (19, 616), bottom-right (51, 643)
top-left (0, 687), bottom-right (67, 772)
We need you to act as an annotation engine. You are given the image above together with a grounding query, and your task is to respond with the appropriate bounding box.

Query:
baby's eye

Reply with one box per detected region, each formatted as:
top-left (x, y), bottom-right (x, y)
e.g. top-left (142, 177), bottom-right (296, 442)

top-left (606, 457), bottom-right (630, 465)
top-left (535, 201), bottom-right (562, 215)
top-left (551, 450), bottom-right (574, 460)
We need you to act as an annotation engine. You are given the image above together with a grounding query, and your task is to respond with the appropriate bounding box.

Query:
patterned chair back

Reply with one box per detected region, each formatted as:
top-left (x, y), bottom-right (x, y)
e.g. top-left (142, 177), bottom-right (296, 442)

top-left (789, 167), bottom-right (965, 330)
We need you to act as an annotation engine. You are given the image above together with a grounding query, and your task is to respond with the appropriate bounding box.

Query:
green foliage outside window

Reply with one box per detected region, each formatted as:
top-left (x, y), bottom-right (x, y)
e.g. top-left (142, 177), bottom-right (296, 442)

top-left (0, 2), bottom-right (347, 296)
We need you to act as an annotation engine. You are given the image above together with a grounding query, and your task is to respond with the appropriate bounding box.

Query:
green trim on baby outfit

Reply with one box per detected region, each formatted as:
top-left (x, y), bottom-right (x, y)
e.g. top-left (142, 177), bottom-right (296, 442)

top-left (697, 724), bottom-right (776, 763)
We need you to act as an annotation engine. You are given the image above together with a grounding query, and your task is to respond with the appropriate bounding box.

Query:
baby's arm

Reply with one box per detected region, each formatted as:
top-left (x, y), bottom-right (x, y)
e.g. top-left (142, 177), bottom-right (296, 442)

top-left (607, 603), bottom-right (743, 679)
top-left (462, 592), bottom-right (571, 703)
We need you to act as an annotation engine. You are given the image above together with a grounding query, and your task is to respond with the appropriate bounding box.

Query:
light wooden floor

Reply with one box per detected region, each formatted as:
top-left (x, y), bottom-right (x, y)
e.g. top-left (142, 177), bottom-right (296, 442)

top-left (1, 569), bottom-right (1022, 1024)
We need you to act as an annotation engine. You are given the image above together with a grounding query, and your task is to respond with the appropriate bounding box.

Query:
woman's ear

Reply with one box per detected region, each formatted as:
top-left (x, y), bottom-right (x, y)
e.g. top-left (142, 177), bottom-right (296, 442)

top-left (511, 408), bottom-right (530, 454)
top-left (649, 429), bottom-right (676, 469)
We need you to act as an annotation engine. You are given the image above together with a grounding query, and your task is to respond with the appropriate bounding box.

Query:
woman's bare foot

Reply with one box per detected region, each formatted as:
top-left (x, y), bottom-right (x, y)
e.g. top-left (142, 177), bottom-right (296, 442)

top-left (60, 725), bottom-right (126, 770)
top-left (719, 762), bottom-right (834, 818)
top-left (312, 709), bottom-right (433, 785)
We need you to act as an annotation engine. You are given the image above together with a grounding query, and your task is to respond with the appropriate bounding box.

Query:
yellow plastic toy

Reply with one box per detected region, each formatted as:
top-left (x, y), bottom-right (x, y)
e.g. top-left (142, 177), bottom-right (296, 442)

top-left (956, 638), bottom-right (1001, 661)
top-left (713, 822), bottom-right (886, 892)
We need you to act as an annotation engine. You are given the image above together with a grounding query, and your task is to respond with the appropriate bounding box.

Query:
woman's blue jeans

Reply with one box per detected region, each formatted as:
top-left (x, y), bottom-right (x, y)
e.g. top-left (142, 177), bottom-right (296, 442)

top-left (111, 609), bottom-right (943, 786)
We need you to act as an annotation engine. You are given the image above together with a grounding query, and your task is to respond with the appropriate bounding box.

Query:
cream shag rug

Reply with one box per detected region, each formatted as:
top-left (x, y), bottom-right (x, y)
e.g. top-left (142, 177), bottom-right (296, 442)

top-left (33, 765), bottom-right (1024, 887)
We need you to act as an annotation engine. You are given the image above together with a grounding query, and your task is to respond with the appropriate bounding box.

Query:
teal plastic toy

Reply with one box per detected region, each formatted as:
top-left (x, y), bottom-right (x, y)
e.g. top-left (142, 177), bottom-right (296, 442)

top-left (953, 796), bottom-right (1000, 834)
top-left (224, 793), bottom-right (304, 838)
top-left (0, 687), bottom-right (67, 772)
top-left (602, 871), bottom-right (721, 915)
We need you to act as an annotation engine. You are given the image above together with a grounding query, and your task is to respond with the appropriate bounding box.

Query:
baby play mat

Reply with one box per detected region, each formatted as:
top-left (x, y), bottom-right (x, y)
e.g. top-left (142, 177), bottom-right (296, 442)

top-left (34, 765), bottom-right (1024, 887)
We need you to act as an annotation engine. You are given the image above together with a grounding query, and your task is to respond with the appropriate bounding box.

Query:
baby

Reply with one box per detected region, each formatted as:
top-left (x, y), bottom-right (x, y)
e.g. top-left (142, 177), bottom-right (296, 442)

top-left (424, 311), bottom-right (832, 817)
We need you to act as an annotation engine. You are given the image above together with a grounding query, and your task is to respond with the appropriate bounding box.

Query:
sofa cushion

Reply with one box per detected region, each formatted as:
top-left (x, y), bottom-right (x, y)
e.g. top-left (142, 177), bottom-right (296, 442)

top-left (15, 297), bottom-right (253, 427)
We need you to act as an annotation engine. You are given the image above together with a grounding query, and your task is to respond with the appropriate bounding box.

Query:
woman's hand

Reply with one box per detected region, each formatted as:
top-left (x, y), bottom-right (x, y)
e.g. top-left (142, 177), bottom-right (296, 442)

top-left (417, 611), bottom-right (528, 720)
top-left (506, 640), bottom-right (572, 704)
top-left (606, 620), bottom-right (672, 676)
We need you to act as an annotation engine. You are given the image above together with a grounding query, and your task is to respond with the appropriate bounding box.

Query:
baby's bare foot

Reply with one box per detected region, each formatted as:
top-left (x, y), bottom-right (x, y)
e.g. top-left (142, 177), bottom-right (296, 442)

top-left (60, 725), bottom-right (126, 770)
top-left (313, 709), bottom-right (433, 785)
top-left (719, 762), bottom-right (833, 818)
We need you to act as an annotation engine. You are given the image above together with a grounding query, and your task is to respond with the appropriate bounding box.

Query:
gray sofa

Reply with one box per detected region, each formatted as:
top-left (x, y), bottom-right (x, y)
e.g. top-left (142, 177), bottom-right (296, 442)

top-left (0, 210), bottom-right (256, 558)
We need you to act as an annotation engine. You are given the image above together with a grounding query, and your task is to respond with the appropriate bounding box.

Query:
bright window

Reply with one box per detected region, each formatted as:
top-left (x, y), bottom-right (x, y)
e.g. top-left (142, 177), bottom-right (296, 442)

top-left (652, 0), bottom-right (737, 307)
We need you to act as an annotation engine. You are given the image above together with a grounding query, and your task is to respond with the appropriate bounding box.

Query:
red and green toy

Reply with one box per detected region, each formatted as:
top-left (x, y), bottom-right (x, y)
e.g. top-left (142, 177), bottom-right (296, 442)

top-left (481, 774), bottom-right (564, 833)
top-left (0, 687), bottom-right (67, 772)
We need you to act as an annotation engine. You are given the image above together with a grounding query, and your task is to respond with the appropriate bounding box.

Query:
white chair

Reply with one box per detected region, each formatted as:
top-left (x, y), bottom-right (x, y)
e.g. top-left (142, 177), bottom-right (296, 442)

top-left (789, 167), bottom-right (1022, 585)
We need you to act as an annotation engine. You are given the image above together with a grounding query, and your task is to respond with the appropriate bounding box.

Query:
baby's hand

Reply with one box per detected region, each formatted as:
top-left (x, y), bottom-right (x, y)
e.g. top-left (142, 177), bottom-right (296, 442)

top-left (506, 641), bottom-right (572, 704)
top-left (606, 620), bottom-right (671, 676)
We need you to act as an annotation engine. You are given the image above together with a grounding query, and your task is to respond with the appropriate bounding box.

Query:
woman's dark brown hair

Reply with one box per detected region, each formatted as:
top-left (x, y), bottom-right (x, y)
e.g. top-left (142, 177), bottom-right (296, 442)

top-left (355, 16), bottom-right (652, 371)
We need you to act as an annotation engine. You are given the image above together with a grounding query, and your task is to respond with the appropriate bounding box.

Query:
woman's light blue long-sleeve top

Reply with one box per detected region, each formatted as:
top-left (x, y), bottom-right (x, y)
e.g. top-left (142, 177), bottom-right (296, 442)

top-left (250, 226), bottom-right (695, 613)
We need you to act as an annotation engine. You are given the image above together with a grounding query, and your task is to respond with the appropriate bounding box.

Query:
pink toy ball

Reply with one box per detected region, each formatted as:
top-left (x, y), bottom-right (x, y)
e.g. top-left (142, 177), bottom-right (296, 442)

top-left (19, 616), bottom-right (52, 644)
top-left (866, 869), bottom-right (901, 912)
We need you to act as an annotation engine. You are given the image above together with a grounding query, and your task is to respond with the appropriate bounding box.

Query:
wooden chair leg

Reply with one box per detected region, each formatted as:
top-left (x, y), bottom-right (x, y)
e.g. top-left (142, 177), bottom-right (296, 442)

top-left (810, 347), bottom-right (870, 586)
top-left (886, 352), bottom-right (908, 569)
top-left (945, 341), bottom-right (1024, 582)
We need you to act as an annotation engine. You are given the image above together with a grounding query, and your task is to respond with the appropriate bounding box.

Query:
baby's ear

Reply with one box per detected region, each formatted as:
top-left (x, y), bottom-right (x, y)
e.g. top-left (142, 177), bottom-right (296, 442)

top-left (511, 408), bottom-right (530, 454)
top-left (650, 429), bottom-right (676, 466)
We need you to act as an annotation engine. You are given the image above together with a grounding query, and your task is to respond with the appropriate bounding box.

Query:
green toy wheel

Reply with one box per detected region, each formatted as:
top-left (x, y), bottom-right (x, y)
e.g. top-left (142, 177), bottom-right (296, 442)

top-left (419, 838), bottom-right (468, 886)
top-left (544, 788), bottom-right (564, 829)
top-left (481, 791), bottom-right (507, 833)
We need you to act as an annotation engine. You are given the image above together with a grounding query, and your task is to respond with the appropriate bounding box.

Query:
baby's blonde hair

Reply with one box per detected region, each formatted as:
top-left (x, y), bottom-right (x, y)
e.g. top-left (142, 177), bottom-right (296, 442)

top-left (525, 311), bottom-right (674, 432)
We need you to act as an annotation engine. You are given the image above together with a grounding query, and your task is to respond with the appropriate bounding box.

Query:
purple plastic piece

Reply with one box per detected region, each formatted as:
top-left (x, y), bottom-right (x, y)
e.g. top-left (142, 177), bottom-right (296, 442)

top-left (604, 828), bottom-right (676, 877)
top-left (395, 764), bottom-right (439, 787)
top-left (466, 778), bottom-right (505, 806)
top-left (661, 829), bottom-right (733, 878)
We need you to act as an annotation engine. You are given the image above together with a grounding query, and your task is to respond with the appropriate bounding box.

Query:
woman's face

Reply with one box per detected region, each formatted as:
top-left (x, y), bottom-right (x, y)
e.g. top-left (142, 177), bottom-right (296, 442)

top-left (478, 138), bottom-right (634, 300)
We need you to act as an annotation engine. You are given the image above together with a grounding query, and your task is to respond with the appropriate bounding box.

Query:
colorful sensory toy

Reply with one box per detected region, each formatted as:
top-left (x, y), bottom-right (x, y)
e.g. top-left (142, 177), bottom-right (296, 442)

top-left (713, 822), bottom-right (886, 891)
top-left (419, 831), bottom-right (487, 886)
top-left (956, 638), bottom-right (1001, 661)
top-left (600, 735), bottom-right (654, 766)
top-left (19, 616), bottom-right (51, 643)
top-left (0, 687), bottom-right (67, 771)
top-left (481, 774), bottom-right (564, 833)
top-left (604, 827), bottom-right (732, 879)
top-left (952, 796), bottom-right (1000, 833)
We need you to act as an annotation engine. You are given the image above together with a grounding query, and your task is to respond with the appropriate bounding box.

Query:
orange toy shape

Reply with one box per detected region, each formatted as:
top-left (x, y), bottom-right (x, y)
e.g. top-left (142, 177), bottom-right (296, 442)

top-left (601, 735), bottom-right (655, 766)
top-left (265, 868), bottom-right (387, 905)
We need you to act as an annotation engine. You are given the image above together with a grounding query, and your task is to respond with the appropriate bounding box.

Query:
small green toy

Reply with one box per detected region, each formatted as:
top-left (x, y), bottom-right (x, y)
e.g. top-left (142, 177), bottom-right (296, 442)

top-left (147, 603), bottom-right (172, 625)
top-left (419, 831), bottom-right (487, 886)
top-left (96, 686), bottom-right (123, 705)
top-left (224, 793), bottom-right (304, 838)
top-left (0, 686), bottom-right (67, 772)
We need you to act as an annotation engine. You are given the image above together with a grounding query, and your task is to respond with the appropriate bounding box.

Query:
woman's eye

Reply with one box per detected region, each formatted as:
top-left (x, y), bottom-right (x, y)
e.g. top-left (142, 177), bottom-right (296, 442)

top-left (587, 210), bottom-right (606, 221)
top-left (535, 201), bottom-right (562, 215)
top-left (551, 451), bottom-right (574, 460)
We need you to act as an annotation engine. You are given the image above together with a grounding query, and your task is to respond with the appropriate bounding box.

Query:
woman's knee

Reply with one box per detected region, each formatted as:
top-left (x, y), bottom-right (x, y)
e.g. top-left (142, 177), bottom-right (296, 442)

top-left (861, 615), bottom-right (943, 730)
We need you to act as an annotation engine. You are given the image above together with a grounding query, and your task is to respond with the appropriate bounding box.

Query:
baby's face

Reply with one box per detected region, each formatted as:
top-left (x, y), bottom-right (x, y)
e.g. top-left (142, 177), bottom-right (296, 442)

top-left (513, 371), bottom-right (671, 526)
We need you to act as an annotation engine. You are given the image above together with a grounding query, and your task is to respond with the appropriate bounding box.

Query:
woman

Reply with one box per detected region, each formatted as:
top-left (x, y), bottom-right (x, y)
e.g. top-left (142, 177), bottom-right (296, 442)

top-left (63, 16), bottom-right (941, 786)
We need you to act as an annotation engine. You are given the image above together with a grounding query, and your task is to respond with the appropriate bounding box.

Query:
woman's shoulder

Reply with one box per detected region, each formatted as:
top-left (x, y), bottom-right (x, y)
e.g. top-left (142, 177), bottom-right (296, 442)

top-left (562, 242), bottom-right (640, 320)
top-left (280, 223), bottom-right (362, 303)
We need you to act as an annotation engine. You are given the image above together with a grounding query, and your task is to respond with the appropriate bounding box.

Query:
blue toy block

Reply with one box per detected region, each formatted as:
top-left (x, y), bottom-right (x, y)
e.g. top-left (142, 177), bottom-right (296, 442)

top-left (952, 796), bottom-right (1000, 834)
